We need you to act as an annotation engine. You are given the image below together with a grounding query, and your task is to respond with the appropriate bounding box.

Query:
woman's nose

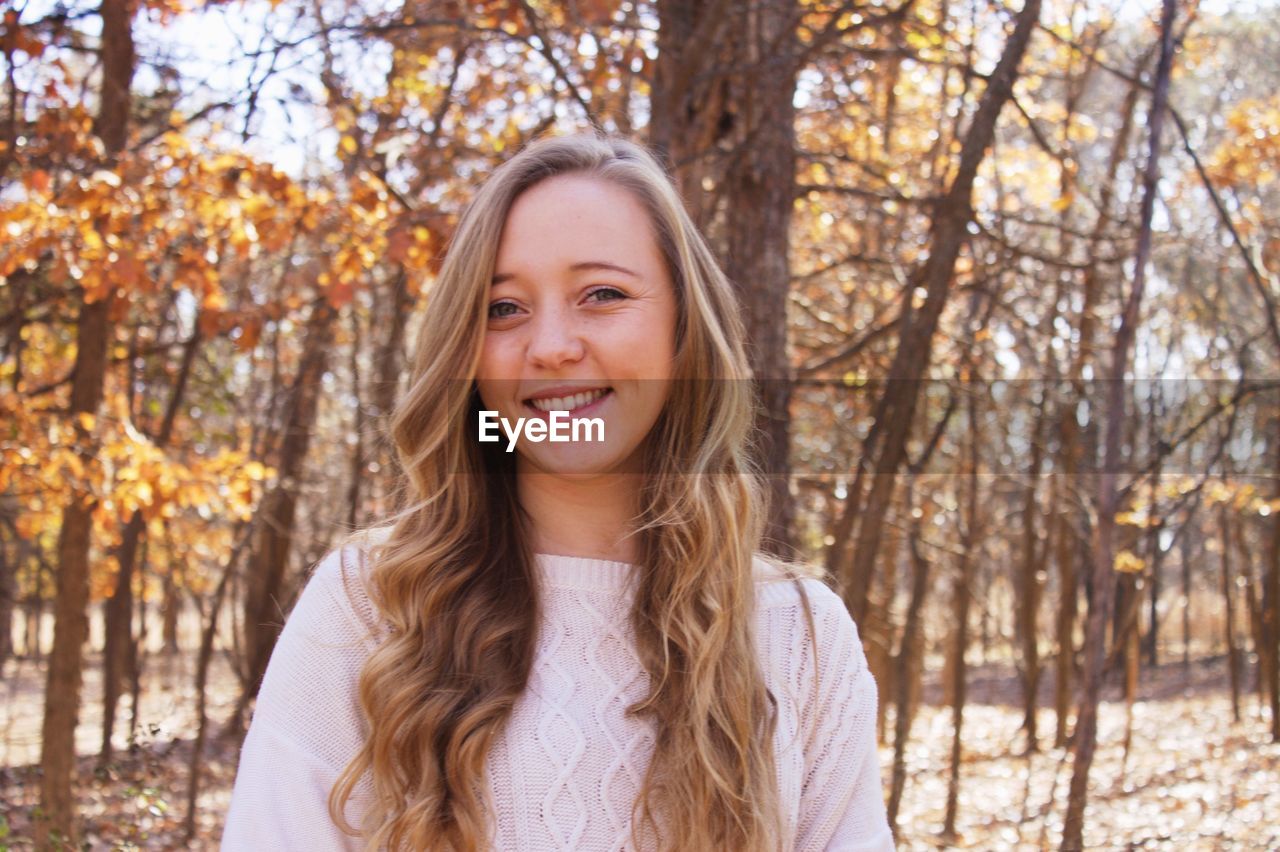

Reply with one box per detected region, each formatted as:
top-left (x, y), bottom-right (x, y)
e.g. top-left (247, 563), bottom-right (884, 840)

top-left (526, 309), bottom-right (586, 369)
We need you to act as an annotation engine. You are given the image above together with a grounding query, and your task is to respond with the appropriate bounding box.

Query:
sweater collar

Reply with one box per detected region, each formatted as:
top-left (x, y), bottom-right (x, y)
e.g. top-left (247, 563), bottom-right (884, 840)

top-left (533, 552), bottom-right (638, 592)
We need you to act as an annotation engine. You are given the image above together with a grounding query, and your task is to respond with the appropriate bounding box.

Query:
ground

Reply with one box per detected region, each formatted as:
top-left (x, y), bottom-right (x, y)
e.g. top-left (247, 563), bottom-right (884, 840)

top-left (1, 651), bottom-right (1276, 850)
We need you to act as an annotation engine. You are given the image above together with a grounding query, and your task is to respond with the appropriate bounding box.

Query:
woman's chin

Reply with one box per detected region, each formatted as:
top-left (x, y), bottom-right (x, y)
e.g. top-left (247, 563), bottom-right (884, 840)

top-left (517, 444), bottom-right (640, 478)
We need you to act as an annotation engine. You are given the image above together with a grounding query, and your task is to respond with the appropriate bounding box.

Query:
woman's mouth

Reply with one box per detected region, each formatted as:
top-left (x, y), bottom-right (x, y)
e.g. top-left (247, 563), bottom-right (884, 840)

top-left (523, 386), bottom-right (613, 416)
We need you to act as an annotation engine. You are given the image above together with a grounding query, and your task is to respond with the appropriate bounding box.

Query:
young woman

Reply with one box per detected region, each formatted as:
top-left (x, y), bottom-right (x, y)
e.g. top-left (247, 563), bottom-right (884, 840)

top-left (221, 132), bottom-right (893, 851)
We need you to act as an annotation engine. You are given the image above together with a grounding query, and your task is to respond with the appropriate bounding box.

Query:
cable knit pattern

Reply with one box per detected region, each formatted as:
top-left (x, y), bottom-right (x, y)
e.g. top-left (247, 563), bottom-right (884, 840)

top-left (222, 544), bottom-right (894, 851)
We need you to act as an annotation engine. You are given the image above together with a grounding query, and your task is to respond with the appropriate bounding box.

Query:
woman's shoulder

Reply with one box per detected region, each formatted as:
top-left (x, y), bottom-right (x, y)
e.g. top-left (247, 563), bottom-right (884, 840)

top-left (750, 553), bottom-right (865, 674)
top-left (751, 553), bottom-right (844, 613)
top-left (303, 527), bottom-right (394, 650)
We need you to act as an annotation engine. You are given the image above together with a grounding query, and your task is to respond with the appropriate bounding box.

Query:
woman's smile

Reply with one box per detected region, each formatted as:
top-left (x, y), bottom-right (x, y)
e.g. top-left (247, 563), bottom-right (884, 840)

top-left (522, 385), bottom-right (615, 418)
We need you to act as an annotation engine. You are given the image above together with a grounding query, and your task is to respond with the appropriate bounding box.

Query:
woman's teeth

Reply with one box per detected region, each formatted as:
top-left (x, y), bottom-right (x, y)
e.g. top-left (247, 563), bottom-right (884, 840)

top-left (528, 388), bottom-right (610, 412)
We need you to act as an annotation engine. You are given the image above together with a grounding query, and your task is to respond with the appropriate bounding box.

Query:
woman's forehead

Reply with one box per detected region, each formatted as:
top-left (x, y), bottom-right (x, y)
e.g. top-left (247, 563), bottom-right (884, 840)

top-left (494, 176), bottom-right (664, 277)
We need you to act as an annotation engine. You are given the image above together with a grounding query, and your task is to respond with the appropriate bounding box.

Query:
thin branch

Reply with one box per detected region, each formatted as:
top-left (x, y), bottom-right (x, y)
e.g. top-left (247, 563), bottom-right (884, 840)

top-left (514, 0), bottom-right (603, 132)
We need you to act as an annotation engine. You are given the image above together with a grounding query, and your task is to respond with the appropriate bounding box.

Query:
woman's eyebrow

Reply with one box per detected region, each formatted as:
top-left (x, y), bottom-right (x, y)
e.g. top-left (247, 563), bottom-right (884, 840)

top-left (569, 260), bottom-right (640, 278)
top-left (491, 260), bottom-right (640, 285)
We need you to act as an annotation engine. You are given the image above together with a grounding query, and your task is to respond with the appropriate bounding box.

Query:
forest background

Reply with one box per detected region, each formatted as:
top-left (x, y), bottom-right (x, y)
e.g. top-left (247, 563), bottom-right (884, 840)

top-left (2, 0), bottom-right (1279, 848)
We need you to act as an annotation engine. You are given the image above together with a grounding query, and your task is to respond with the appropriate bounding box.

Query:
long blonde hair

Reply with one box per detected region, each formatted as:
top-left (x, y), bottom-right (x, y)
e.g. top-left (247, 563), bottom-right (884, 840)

top-left (329, 131), bottom-right (818, 851)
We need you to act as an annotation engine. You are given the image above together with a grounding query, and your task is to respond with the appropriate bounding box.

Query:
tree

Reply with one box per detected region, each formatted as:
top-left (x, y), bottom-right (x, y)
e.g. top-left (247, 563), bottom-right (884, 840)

top-left (649, 0), bottom-right (808, 554)
top-left (1061, 1), bottom-right (1179, 846)
top-left (36, 0), bottom-right (135, 843)
top-left (825, 0), bottom-right (1044, 621)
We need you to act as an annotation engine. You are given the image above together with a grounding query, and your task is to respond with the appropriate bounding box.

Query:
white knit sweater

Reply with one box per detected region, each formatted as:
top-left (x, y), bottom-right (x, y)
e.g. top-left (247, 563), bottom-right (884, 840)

top-left (221, 544), bottom-right (894, 851)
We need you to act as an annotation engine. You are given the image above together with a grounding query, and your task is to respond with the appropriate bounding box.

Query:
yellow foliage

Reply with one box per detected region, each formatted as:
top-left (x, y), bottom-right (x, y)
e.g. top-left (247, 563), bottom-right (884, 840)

top-left (1114, 550), bottom-right (1145, 574)
top-left (1208, 96), bottom-right (1280, 188)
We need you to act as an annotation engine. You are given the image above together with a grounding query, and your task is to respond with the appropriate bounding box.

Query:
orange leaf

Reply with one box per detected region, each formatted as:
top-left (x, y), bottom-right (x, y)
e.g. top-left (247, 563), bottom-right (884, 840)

top-left (27, 169), bottom-right (51, 193)
top-left (386, 227), bottom-right (413, 263)
top-left (327, 280), bottom-right (355, 310)
top-left (112, 251), bottom-right (142, 289)
top-left (236, 318), bottom-right (262, 352)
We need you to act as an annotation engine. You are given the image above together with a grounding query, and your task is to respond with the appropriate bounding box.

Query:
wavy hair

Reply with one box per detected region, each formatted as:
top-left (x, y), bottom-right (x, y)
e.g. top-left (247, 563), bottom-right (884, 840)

top-left (328, 130), bottom-right (819, 851)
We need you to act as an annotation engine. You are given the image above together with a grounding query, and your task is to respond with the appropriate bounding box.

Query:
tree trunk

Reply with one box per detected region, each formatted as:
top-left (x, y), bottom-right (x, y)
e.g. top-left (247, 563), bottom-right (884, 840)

top-left (235, 296), bottom-right (337, 726)
top-left (128, 542), bottom-right (146, 743)
top-left (1181, 533), bottom-right (1192, 669)
top-left (1220, 503), bottom-right (1242, 722)
top-left (887, 486), bottom-right (931, 837)
top-left (649, 0), bottom-right (799, 555)
top-left (942, 381), bottom-right (981, 841)
top-left (1121, 620), bottom-right (1139, 772)
top-left (1060, 2), bottom-right (1176, 846)
top-left (1018, 386), bottom-right (1050, 751)
top-left (1144, 515), bottom-right (1167, 667)
top-left (100, 511), bottom-right (141, 761)
top-left (25, 581), bottom-right (44, 660)
top-left (102, 322), bottom-right (199, 759)
top-left (372, 267), bottom-right (415, 511)
top-left (0, 518), bottom-right (14, 667)
top-left (1263, 432), bottom-right (1280, 740)
top-left (347, 305), bottom-right (365, 528)
top-left (36, 0), bottom-right (135, 843)
top-left (1237, 510), bottom-right (1265, 705)
top-left (161, 564), bottom-right (180, 654)
top-left (1052, 487), bottom-right (1078, 748)
top-left (185, 525), bottom-right (250, 840)
top-left (1053, 38), bottom-right (1148, 747)
top-left (863, 517), bottom-right (899, 745)
top-left (825, 0), bottom-right (1042, 621)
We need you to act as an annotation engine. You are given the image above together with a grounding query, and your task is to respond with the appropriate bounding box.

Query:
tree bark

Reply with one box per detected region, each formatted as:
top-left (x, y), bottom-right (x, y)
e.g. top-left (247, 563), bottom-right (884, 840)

top-left (942, 378), bottom-right (981, 841)
top-left (1052, 479), bottom-right (1079, 748)
top-left (1237, 509), bottom-right (1265, 704)
top-left (347, 304), bottom-right (365, 529)
top-left (0, 511), bottom-right (14, 667)
top-left (235, 296), bottom-right (336, 726)
top-left (185, 524), bottom-right (250, 840)
top-left (1060, 1), bottom-right (1176, 846)
top-left (649, 0), bottom-right (799, 555)
top-left (887, 484), bottom-right (931, 837)
top-left (372, 267), bottom-right (414, 506)
top-left (36, 0), bottom-right (135, 843)
top-left (101, 322), bottom-right (200, 759)
top-left (1181, 533), bottom-right (1192, 669)
top-left (1220, 503), bottom-right (1242, 722)
top-left (161, 563), bottom-right (180, 654)
top-left (1053, 38), bottom-right (1148, 746)
top-left (1263, 430), bottom-right (1280, 739)
top-left (1018, 383), bottom-right (1050, 751)
top-left (865, 518), bottom-right (900, 745)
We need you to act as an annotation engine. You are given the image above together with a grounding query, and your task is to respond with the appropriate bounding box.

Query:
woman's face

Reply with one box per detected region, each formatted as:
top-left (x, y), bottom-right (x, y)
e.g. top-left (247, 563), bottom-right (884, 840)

top-left (475, 173), bottom-right (678, 477)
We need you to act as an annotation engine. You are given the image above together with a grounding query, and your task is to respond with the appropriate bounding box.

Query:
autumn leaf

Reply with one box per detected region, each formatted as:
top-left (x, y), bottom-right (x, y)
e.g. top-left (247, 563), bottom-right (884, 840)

top-left (327, 280), bottom-right (355, 310)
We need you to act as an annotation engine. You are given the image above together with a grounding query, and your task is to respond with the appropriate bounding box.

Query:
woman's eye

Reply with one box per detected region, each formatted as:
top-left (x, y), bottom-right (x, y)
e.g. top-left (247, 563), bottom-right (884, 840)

top-left (585, 287), bottom-right (627, 303)
top-left (488, 301), bottom-right (520, 319)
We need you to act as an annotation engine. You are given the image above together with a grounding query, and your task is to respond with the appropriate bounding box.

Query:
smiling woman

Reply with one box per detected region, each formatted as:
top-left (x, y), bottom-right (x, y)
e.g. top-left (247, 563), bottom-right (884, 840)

top-left (220, 131), bottom-right (893, 852)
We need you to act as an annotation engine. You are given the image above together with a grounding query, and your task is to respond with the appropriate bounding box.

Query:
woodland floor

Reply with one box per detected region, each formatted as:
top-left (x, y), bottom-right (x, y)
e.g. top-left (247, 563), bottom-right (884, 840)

top-left (0, 649), bottom-right (1276, 850)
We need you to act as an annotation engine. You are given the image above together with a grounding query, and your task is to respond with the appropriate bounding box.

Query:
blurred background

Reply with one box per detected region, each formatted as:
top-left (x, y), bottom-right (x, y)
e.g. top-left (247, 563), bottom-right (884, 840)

top-left (2, 0), bottom-right (1279, 847)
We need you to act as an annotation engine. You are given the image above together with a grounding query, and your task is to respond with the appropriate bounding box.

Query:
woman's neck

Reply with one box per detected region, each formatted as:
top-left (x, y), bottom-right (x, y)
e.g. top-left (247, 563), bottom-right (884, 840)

top-left (516, 470), bottom-right (643, 564)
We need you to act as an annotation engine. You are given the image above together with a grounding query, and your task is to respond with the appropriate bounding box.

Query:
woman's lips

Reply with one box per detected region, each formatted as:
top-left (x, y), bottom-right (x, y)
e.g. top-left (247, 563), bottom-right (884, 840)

top-left (522, 387), bottom-right (613, 419)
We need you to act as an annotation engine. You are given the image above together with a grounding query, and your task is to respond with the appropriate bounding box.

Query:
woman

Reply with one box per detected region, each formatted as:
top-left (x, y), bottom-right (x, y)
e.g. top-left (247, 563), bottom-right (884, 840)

top-left (221, 132), bottom-right (893, 851)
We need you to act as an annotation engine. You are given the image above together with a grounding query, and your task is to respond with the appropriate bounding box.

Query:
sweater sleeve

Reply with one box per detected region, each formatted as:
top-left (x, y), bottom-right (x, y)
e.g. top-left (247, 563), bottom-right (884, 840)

top-left (221, 545), bottom-right (381, 851)
top-left (794, 583), bottom-right (895, 852)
